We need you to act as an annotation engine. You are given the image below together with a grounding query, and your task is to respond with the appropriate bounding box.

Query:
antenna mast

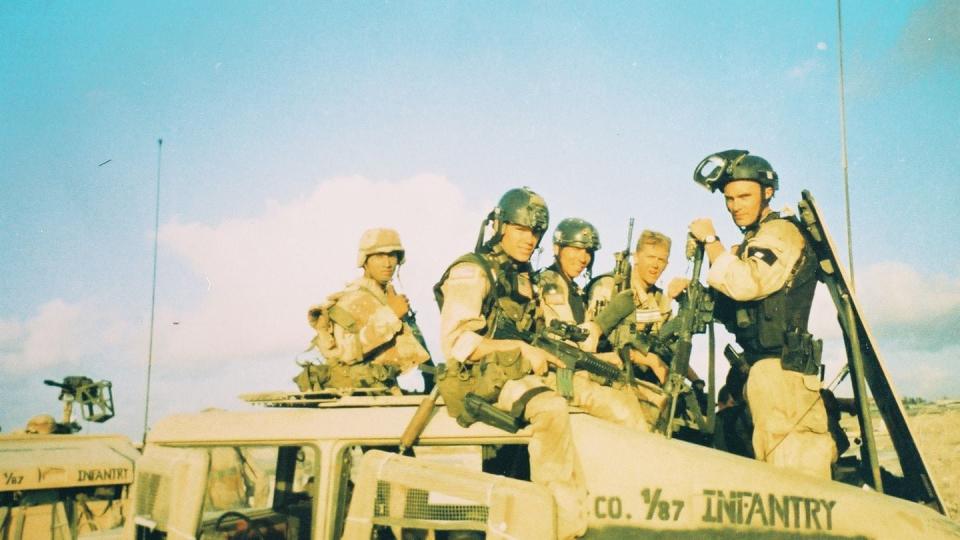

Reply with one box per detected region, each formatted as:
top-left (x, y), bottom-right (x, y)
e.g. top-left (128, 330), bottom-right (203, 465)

top-left (143, 138), bottom-right (163, 444)
top-left (837, 0), bottom-right (855, 288)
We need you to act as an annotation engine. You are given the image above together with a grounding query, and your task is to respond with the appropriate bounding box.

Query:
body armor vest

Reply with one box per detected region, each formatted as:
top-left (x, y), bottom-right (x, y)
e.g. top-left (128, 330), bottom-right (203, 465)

top-left (537, 263), bottom-right (586, 324)
top-left (434, 244), bottom-right (539, 335)
top-left (715, 212), bottom-right (819, 363)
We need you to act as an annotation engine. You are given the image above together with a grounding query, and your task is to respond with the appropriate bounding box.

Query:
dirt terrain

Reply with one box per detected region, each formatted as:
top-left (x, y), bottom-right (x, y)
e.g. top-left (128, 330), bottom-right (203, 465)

top-left (844, 400), bottom-right (960, 518)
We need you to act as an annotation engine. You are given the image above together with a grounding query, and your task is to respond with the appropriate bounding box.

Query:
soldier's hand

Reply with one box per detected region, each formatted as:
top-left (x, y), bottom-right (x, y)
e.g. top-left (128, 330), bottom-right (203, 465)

top-left (667, 277), bottom-right (690, 299)
top-left (522, 344), bottom-right (563, 376)
top-left (307, 305), bottom-right (330, 330)
top-left (630, 350), bottom-right (669, 385)
top-left (386, 292), bottom-right (410, 318)
top-left (688, 218), bottom-right (717, 243)
top-left (685, 234), bottom-right (699, 260)
top-left (578, 321), bottom-right (602, 353)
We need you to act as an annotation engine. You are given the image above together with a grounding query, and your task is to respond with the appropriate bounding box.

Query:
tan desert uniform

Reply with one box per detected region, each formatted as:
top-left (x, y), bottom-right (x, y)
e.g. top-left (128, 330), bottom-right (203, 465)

top-left (587, 273), bottom-right (672, 420)
top-left (707, 212), bottom-right (836, 478)
top-left (439, 253), bottom-right (588, 540)
top-left (538, 266), bottom-right (650, 432)
top-left (309, 277), bottom-right (430, 391)
top-left (587, 273), bottom-right (672, 335)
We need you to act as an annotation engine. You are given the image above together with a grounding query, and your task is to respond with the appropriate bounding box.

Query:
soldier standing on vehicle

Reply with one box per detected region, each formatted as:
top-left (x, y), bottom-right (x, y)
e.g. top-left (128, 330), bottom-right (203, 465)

top-left (434, 188), bottom-right (587, 540)
top-left (303, 228), bottom-right (430, 394)
top-left (688, 149), bottom-right (836, 479)
top-left (537, 218), bottom-right (650, 431)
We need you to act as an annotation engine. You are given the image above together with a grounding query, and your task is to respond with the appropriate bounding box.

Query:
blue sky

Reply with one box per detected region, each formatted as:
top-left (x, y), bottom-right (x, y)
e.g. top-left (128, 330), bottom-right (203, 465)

top-left (1, 1), bottom-right (958, 439)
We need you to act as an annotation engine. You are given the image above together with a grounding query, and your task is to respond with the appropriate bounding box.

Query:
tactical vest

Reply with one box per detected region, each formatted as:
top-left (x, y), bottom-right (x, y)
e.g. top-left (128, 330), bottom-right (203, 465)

top-left (536, 264), bottom-right (586, 324)
top-left (434, 246), bottom-right (540, 426)
top-left (434, 245), bottom-right (539, 335)
top-left (715, 212), bottom-right (818, 363)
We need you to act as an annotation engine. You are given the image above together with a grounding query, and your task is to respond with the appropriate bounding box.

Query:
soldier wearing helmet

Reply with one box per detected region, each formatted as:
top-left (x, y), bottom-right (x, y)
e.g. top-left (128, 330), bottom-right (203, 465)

top-left (303, 228), bottom-right (429, 394)
top-left (584, 230), bottom-right (704, 427)
top-left (434, 188), bottom-right (587, 539)
top-left (538, 218), bottom-right (601, 326)
top-left (536, 218), bottom-right (652, 432)
top-left (689, 149), bottom-right (835, 479)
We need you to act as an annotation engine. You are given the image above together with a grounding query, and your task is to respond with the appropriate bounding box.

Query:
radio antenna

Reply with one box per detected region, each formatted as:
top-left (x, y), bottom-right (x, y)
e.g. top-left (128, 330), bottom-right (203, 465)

top-left (143, 138), bottom-right (163, 444)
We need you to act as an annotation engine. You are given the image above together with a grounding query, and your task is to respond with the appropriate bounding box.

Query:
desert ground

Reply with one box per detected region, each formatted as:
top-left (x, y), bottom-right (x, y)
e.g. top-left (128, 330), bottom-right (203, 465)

top-left (844, 399), bottom-right (960, 518)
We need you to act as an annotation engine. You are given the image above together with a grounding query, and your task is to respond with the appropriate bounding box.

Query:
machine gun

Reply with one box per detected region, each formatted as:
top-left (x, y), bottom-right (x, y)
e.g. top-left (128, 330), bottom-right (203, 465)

top-left (493, 318), bottom-right (624, 397)
top-left (43, 376), bottom-right (115, 427)
top-left (651, 244), bottom-right (714, 438)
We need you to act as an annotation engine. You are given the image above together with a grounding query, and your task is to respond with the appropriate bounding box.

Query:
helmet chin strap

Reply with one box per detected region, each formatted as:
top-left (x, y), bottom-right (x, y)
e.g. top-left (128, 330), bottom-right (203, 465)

top-left (739, 195), bottom-right (773, 232)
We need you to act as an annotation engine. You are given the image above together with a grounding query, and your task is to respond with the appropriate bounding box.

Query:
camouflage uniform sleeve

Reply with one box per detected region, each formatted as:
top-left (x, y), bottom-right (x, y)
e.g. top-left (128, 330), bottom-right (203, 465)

top-left (539, 269), bottom-right (576, 325)
top-left (706, 219), bottom-right (804, 302)
top-left (439, 261), bottom-right (490, 362)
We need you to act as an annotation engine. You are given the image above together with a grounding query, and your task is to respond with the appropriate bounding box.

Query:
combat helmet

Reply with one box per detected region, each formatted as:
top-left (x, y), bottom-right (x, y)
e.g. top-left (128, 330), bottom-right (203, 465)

top-left (356, 228), bottom-right (405, 267)
top-left (693, 149), bottom-right (778, 193)
top-left (552, 218), bottom-right (601, 251)
top-left (494, 187), bottom-right (549, 233)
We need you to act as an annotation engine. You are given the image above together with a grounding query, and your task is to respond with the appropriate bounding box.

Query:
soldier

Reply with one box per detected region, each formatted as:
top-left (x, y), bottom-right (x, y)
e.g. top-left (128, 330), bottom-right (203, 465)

top-left (434, 188), bottom-right (587, 539)
top-left (587, 230), bottom-right (702, 386)
top-left (538, 218), bottom-right (600, 326)
top-left (303, 228), bottom-right (430, 394)
top-left (688, 149), bottom-right (835, 478)
top-left (538, 218), bottom-right (650, 431)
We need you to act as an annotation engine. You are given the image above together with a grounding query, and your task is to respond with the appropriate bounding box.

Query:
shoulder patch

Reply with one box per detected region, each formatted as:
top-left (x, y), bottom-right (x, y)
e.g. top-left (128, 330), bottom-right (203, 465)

top-left (747, 246), bottom-right (778, 266)
top-left (544, 292), bottom-right (566, 305)
top-left (448, 264), bottom-right (482, 280)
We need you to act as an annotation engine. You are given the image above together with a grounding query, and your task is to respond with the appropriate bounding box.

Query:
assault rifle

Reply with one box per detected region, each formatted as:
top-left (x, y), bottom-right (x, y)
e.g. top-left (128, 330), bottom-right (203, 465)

top-left (493, 318), bottom-right (624, 396)
top-left (652, 243), bottom-right (714, 437)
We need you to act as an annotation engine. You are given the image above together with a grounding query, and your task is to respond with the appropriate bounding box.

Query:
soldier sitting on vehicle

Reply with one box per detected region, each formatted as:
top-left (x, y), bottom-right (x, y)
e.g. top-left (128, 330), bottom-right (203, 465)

top-left (434, 188), bottom-right (588, 539)
top-left (536, 217), bottom-right (649, 431)
top-left (298, 228), bottom-right (430, 394)
top-left (586, 230), bottom-right (703, 387)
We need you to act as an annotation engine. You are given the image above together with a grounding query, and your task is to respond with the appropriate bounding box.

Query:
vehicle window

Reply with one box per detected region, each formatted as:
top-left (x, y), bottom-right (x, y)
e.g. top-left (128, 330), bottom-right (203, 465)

top-left (197, 445), bottom-right (317, 540)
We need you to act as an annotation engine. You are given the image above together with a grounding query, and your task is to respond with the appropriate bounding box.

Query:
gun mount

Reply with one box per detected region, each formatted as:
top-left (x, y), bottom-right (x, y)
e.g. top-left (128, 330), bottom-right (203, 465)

top-left (43, 376), bottom-right (115, 426)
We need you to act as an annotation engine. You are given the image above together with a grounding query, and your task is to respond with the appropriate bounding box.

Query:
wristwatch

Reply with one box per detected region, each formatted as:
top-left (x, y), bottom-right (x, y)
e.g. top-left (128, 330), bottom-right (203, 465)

top-left (703, 235), bottom-right (720, 244)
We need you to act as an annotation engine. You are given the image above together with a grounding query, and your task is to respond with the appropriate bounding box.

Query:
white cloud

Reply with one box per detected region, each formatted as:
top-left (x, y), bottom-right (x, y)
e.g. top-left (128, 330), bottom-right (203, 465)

top-left (856, 261), bottom-right (960, 325)
top-left (0, 300), bottom-right (117, 373)
top-left (153, 174), bottom-right (483, 371)
top-left (816, 42), bottom-right (828, 51)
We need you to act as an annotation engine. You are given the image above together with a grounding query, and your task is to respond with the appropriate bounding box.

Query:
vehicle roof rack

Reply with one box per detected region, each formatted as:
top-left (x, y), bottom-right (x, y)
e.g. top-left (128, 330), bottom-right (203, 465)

top-left (239, 388), bottom-right (425, 408)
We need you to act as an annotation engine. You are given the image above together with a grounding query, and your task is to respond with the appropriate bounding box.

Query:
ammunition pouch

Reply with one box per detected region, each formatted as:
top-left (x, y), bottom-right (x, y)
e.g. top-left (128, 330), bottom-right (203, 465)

top-left (436, 350), bottom-right (531, 428)
top-left (780, 329), bottom-right (822, 376)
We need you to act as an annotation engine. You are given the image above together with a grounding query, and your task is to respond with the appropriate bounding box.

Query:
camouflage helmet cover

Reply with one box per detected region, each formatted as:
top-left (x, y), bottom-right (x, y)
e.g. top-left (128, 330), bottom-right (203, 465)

top-left (356, 228), bottom-right (405, 267)
top-left (693, 149), bottom-right (779, 192)
top-left (553, 217), bottom-right (601, 251)
top-left (493, 187), bottom-right (549, 234)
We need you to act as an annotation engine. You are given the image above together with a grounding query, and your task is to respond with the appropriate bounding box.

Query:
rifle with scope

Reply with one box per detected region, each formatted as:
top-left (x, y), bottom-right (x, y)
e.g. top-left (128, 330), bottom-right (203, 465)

top-left (493, 317), bottom-right (625, 391)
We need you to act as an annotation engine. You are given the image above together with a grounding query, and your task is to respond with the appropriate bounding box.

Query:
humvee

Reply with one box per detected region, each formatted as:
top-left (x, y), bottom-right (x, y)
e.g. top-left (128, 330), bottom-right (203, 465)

top-left (0, 378), bottom-right (138, 540)
top-left (122, 193), bottom-right (960, 539)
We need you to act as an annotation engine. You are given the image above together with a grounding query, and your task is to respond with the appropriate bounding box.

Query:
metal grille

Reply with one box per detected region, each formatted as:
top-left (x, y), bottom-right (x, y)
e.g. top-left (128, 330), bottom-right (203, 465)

top-left (373, 480), bottom-right (490, 523)
top-left (134, 471), bottom-right (170, 528)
